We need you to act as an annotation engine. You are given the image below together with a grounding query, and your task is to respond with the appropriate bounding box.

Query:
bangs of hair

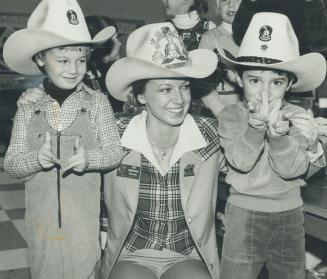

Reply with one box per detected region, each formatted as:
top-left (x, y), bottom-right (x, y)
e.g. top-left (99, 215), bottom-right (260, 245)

top-left (235, 65), bottom-right (298, 85)
top-left (58, 45), bottom-right (91, 54)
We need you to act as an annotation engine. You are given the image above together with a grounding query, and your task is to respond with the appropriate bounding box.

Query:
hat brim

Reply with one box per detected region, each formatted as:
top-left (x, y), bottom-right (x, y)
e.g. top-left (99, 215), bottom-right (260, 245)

top-left (106, 49), bottom-right (218, 102)
top-left (219, 49), bottom-right (326, 92)
top-left (3, 26), bottom-right (116, 75)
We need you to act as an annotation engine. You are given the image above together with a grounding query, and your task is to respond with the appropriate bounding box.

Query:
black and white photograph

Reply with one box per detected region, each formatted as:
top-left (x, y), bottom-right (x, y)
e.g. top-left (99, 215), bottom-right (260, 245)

top-left (0, 0), bottom-right (327, 278)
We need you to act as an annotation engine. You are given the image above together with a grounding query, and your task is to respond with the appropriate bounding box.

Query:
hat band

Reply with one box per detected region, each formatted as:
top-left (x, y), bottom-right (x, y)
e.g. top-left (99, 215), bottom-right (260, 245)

top-left (237, 56), bottom-right (282, 64)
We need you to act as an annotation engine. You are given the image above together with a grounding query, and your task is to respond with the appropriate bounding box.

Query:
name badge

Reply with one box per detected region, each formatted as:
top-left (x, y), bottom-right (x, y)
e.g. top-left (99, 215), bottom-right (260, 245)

top-left (117, 164), bottom-right (140, 179)
top-left (184, 164), bottom-right (195, 177)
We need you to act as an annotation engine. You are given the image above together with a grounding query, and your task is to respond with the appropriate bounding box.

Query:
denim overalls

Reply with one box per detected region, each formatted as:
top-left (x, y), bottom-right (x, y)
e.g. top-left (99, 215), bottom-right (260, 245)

top-left (25, 93), bottom-right (101, 278)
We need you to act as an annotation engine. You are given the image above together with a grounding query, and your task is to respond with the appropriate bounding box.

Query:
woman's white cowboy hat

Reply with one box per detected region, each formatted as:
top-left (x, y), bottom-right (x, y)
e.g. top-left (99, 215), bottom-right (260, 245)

top-left (217, 12), bottom-right (326, 92)
top-left (106, 22), bottom-right (218, 102)
top-left (3, 0), bottom-right (116, 75)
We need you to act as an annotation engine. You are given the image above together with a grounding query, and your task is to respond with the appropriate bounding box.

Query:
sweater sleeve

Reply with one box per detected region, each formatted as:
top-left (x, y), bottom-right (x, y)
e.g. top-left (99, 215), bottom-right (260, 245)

top-left (267, 124), bottom-right (310, 179)
top-left (218, 105), bottom-right (266, 172)
top-left (87, 94), bottom-right (123, 170)
top-left (4, 105), bottom-right (43, 180)
top-left (198, 32), bottom-right (214, 50)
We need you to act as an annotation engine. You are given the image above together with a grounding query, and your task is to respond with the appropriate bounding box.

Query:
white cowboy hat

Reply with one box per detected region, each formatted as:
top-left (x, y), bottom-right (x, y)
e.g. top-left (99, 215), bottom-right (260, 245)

top-left (217, 12), bottom-right (326, 92)
top-left (3, 0), bottom-right (116, 75)
top-left (106, 22), bottom-right (218, 102)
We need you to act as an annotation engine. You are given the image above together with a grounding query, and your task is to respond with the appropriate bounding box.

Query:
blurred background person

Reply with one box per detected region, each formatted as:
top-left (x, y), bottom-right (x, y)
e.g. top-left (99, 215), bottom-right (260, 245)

top-left (161, 0), bottom-right (216, 51)
top-left (85, 15), bottom-right (124, 112)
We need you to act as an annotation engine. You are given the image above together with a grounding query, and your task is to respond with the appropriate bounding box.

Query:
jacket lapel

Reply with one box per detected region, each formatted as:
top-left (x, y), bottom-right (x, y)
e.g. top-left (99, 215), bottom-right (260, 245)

top-left (118, 150), bottom-right (141, 215)
top-left (180, 152), bottom-right (204, 209)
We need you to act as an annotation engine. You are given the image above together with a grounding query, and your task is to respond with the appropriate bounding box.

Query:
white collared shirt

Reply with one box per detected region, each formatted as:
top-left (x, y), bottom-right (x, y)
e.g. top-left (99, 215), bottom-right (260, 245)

top-left (121, 110), bottom-right (207, 175)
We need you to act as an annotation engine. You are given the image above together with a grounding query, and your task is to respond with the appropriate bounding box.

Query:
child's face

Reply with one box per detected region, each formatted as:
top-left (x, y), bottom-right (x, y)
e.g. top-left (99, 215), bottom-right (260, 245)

top-left (238, 69), bottom-right (293, 112)
top-left (162, 0), bottom-right (193, 16)
top-left (218, 0), bottom-right (241, 24)
top-left (36, 46), bottom-right (89, 90)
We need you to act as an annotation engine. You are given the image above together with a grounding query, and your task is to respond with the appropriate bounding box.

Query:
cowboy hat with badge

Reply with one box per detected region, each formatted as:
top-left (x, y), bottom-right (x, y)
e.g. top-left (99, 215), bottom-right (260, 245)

top-left (3, 1), bottom-right (122, 278)
top-left (106, 21), bottom-right (218, 102)
top-left (217, 12), bottom-right (326, 93)
top-left (3, 0), bottom-right (116, 75)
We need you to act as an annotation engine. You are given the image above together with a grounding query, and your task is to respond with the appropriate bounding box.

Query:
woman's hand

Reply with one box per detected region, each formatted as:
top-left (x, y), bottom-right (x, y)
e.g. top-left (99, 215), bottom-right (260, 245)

top-left (201, 89), bottom-right (225, 117)
top-left (18, 87), bottom-right (46, 106)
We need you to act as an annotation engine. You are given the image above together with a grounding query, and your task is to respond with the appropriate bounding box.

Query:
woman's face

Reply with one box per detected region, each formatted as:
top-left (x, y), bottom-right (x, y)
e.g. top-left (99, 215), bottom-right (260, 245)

top-left (102, 33), bottom-right (122, 64)
top-left (138, 78), bottom-right (192, 127)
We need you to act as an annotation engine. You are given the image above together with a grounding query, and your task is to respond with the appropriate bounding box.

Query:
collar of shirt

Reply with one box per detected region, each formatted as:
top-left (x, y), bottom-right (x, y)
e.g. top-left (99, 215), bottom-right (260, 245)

top-left (172, 11), bottom-right (200, 29)
top-left (121, 110), bottom-right (207, 175)
top-left (221, 22), bottom-right (233, 34)
top-left (37, 83), bottom-right (91, 131)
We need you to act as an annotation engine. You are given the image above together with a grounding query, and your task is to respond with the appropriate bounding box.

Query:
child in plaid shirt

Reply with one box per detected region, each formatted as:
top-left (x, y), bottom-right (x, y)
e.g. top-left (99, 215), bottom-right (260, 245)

top-left (3, 0), bottom-right (122, 278)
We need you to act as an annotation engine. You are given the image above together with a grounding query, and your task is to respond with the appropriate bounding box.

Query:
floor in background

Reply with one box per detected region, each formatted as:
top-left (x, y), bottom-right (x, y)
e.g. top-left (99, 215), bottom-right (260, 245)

top-left (0, 158), bottom-right (31, 278)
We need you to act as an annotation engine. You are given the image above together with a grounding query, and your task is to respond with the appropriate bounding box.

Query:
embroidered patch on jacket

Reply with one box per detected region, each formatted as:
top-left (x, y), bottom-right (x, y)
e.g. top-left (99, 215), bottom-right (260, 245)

top-left (117, 164), bottom-right (141, 179)
top-left (67, 10), bottom-right (79, 25)
top-left (259, 25), bottom-right (272, 42)
top-left (184, 164), bottom-right (195, 177)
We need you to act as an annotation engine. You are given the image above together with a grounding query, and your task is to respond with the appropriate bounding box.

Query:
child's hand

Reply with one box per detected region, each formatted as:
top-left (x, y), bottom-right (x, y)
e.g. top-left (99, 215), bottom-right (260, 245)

top-left (316, 117), bottom-right (327, 138)
top-left (18, 87), bottom-right (46, 106)
top-left (292, 111), bottom-right (319, 152)
top-left (248, 89), bottom-right (269, 130)
top-left (62, 137), bottom-right (89, 175)
top-left (38, 131), bottom-right (60, 169)
top-left (248, 101), bottom-right (268, 130)
top-left (267, 100), bottom-right (289, 136)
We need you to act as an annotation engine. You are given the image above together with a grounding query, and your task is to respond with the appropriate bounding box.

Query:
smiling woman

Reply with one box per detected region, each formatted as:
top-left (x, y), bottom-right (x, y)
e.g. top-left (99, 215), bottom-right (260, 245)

top-left (99, 22), bottom-right (223, 279)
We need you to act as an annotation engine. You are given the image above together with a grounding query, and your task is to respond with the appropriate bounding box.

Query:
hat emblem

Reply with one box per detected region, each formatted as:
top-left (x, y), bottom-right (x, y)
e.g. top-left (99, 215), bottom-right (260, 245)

top-left (259, 25), bottom-right (272, 42)
top-left (67, 10), bottom-right (79, 25)
top-left (150, 26), bottom-right (189, 68)
top-left (261, 45), bottom-right (268, 51)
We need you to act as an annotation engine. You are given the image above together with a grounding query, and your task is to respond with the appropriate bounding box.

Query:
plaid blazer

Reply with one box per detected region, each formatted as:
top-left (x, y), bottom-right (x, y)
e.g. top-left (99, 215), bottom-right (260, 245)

top-left (100, 114), bottom-right (222, 279)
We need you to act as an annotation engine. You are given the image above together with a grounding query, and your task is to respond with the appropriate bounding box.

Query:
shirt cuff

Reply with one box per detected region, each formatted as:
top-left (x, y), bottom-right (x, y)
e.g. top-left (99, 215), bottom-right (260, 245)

top-left (28, 150), bottom-right (43, 172)
top-left (267, 134), bottom-right (290, 151)
top-left (244, 126), bottom-right (266, 146)
top-left (307, 142), bottom-right (325, 165)
top-left (87, 151), bottom-right (100, 170)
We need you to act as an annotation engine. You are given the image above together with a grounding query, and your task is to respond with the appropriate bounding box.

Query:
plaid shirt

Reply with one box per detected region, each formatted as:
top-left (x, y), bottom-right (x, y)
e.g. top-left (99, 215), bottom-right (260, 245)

top-left (118, 112), bottom-right (220, 255)
top-left (4, 83), bottom-right (122, 178)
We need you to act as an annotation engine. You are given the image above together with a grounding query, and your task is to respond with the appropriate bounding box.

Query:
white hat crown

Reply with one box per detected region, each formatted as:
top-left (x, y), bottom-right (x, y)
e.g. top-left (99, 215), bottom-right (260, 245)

top-left (27, 0), bottom-right (91, 41)
top-left (106, 22), bottom-right (218, 101)
top-left (216, 12), bottom-right (326, 92)
top-left (3, 0), bottom-right (115, 75)
top-left (126, 23), bottom-right (192, 69)
top-left (237, 13), bottom-right (300, 63)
